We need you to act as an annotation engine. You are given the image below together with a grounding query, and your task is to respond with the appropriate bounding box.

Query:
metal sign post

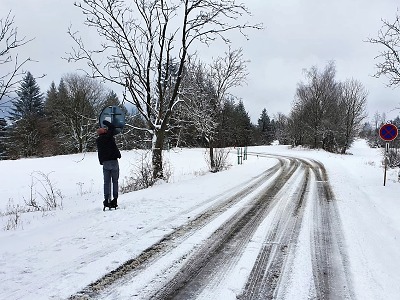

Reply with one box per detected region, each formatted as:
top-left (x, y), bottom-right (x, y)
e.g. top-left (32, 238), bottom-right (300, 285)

top-left (379, 124), bottom-right (398, 186)
top-left (237, 147), bottom-right (243, 165)
top-left (384, 143), bottom-right (388, 186)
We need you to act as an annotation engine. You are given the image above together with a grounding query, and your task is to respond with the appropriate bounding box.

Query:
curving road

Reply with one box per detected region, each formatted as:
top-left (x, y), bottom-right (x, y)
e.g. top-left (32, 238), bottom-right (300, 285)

top-left (70, 153), bottom-right (353, 300)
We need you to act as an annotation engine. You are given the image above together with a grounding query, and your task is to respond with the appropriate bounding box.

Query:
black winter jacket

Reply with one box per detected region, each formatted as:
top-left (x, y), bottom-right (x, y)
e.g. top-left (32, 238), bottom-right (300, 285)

top-left (96, 120), bottom-right (121, 165)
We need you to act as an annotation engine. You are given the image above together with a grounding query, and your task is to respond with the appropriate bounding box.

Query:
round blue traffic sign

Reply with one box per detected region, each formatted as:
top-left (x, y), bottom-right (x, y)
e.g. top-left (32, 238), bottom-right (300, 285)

top-left (379, 123), bottom-right (398, 141)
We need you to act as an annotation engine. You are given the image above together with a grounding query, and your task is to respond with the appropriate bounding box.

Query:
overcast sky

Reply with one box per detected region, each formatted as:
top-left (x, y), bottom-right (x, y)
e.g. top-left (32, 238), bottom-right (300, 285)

top-left (2, 0), bottom-right (399, 123)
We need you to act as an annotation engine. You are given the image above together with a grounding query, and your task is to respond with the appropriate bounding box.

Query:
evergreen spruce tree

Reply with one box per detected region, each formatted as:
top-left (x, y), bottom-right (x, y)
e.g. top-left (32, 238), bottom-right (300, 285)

top-left (42, 81), bottom-right (63, 155)
top-left (258, 109), bottom-right (270, 131)
top-left (44, 82), bottom-right (58, 115)
top-left (234, 100), bottom-right (252, 146)
top-left (0, 118), bottom-right (7, 159)
top-left (257, 108), bottom-right (274, 145)
top-left (9, 72), bottom-right (44, 121)
top-left (7, 72), bottom-right (45, 158)
top-left (217, 98), bottom-right (236, 147)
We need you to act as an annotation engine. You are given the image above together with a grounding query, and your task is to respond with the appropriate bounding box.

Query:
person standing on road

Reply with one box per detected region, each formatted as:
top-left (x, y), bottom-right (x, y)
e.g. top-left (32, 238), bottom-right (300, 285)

top-left (96, 119), bottom-right (121, 210)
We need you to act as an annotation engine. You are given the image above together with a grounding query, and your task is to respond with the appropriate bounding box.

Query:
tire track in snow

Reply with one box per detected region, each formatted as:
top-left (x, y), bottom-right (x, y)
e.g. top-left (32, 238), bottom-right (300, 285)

top-left (149, 157), bottom-right (301, 299)
top-left (237, 156), bottom-right (353, 300)
top-left (308, 159), bottom-right (354, 300)
top-left (237, 165), bottom-right (310, 299)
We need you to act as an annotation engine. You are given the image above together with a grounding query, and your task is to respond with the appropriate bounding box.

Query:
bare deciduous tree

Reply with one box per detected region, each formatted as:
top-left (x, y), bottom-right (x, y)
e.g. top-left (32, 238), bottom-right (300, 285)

top-left (368, 11), bottom-right (400, 87)
top-left (178, 58), bottom-right (218, 146)
top-left (67, 0), bottom-right (261, 180)
top-left (338, 79), bottom-right (368, 153)
top-left (0, 11), bottom-right (32, 110)
top-left (45, 74), bottom-right (107, 153)
top-left (289, 62), bottom-right (368, 153)
top-left (294, 61), bottom-right (339, 149)
top-left (209, 47), bottom-right (248, 167)
top-left (179, 48), bottom-right (248, 170)
top-left (274, 112), bottom-right (289, 144)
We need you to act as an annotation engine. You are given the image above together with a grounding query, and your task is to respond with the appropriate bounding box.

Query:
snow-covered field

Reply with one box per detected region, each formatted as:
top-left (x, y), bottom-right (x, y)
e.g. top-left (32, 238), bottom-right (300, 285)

top-left (0, 140), bottom-right (399, 299)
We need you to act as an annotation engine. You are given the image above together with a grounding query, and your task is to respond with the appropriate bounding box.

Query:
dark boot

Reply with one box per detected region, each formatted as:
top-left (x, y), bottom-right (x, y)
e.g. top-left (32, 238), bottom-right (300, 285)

top-left (103, 199), bottom-right (110, 211)
top-left (110, 198), bottom-right (118, 209)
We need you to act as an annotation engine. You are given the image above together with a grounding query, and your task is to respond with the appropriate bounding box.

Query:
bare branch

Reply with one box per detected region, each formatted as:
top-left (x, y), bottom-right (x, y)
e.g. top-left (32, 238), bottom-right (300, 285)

top-left (0, 11), bottom-right (34, 106)
top-left (367, 11), bottom-right (400, 87)
top-left (67, 0), bottom-right (261, 179)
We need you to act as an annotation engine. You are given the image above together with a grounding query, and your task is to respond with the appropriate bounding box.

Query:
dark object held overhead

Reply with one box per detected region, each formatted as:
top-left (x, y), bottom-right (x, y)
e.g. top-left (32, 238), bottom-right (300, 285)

top-left (99, 106), bottom-right (125, 134)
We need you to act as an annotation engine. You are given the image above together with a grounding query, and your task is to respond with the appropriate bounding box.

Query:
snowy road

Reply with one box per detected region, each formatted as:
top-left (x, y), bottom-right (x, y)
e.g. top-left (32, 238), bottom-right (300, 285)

top-left (69, 154), bottom-right (352, 300)
top-left (2, 141), bottom-right (399, 299)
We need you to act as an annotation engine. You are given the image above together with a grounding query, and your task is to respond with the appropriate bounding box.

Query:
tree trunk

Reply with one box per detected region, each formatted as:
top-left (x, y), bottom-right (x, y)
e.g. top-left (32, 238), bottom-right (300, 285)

top-left (152, 130), bottom-right (165, 180)
top-left (205, 136), bottom-right (215, 172)
top-left (209, 144), bottom-right (215, 171)
top-left (175, 127), bottom-right (182, 148)
top-left (341, 144), bottom-right (347, 154)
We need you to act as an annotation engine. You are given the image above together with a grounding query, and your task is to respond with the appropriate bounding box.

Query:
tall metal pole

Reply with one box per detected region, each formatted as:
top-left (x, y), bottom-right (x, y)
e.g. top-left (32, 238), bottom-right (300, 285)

top-left (384, 152), bottom-right (387, 186)
top-left (384, 143), bottom-right (388, 186)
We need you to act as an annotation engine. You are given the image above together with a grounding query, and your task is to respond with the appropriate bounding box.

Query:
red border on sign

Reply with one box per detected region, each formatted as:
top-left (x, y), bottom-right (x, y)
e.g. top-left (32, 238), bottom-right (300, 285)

top-left (379, 124), bottom-right (398, 142)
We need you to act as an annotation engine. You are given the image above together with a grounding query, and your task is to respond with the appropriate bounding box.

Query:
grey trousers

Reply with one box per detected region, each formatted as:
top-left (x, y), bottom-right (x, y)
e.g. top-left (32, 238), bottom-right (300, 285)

top-left (103, 160), bottom-right (119, 201)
